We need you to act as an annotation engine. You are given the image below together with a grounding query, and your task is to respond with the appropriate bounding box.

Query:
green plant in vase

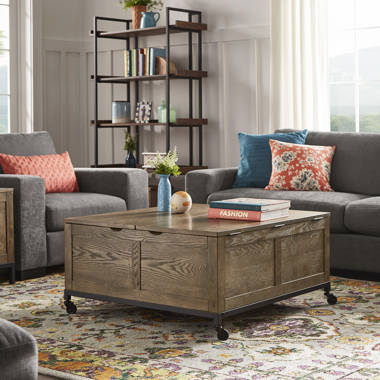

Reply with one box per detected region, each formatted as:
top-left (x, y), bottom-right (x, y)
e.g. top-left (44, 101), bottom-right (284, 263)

top-left (124, 131), bottom-right (137, 168)
top-left (120, 0), bottom-right (163, 29)
top-left (148, 147), bottom-right (181, 211)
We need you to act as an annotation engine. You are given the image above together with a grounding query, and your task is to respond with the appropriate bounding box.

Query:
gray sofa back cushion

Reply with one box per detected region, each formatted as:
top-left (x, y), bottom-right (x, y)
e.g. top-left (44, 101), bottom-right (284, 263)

top-left (276, 130), bottom-right (380, 195)
top-left (0, 131), bottom-right (56, 156)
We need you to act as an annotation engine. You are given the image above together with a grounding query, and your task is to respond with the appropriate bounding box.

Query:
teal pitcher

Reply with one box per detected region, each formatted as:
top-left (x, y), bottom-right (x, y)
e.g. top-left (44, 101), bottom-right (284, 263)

top-left (140, 12), bottom-right (160, 28)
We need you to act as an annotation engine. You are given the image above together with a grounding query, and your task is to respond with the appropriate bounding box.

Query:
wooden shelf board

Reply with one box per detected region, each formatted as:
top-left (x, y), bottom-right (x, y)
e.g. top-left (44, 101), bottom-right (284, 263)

top-left (93, 71), bottom-right (207, 83)
top-left (91, 118), bottom-right (208, 128)
top-left (95, 21), bottom-right (207, 40)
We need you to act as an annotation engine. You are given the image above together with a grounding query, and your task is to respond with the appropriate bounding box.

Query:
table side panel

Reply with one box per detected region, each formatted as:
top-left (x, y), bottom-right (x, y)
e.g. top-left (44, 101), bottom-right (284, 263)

top-left (222, 217), bottom-right (330, 312)
top-left (67, 224), bottom-right (210, 312)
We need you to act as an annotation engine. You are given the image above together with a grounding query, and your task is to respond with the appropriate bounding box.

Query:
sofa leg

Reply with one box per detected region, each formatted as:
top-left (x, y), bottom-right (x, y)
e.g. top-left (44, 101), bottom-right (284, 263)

top-left (16, 267), bottom-right (47, 281)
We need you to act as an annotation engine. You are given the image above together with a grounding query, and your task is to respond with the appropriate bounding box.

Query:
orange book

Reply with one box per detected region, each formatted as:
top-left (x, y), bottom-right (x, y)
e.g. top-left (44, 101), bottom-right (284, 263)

top-left (208, 207), bottom-right (289, 222)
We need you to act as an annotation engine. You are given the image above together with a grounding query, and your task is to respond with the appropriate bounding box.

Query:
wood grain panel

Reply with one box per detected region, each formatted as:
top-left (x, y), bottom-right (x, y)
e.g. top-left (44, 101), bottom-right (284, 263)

top-left (225, 219), bottom-right (326, 247)
top-left (71, 225), bottom-right (140, 295)
top-left (6, 190), bottom-right (14, 262)
top-left (280, 231), bottom-right (324, 284)
top-left (224, 239), bottom-right (275, 298)
top-left (64, 224), bottom-right (73, 289)
top-left (0, 202), bottom-right (7, 255)
top-left (0, 254), bottom-right (7, 264)
top-left (207, 237), bottom-right (218, 312)
top-left (225, 273), bottom-right (327, 311)
top-left (324, 217), bottom-right (331, 281)
top-left (141, 233), bottom-right (208, 299)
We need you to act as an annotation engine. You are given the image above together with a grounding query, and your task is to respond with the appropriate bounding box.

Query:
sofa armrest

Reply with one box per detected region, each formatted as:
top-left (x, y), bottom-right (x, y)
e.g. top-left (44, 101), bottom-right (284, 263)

top-left (185, 168), bottom-right (238, 204)
top-left (75, 168), bottom-right (149, 210)
top-left (0, 175), bottom-right (46, 271)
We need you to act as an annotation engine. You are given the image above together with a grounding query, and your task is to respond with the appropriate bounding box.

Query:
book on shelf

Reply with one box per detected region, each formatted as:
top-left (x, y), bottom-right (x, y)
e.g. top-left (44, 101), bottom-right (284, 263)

top-left (208, 207), bottom-right (289, 222)
top-left (124, 47), bottom-right (167, 77)
top-left (209, 198), bottom-right (291, 212)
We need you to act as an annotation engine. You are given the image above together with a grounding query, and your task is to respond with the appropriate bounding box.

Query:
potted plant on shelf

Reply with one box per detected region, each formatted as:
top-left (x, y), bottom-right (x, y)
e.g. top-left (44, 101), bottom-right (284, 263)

top-left (120, 0), bottom-right (163, 30)
top-left (148, 147), bottom-right (181, 212)
top-left (124, 131), bottom-right (137, 168)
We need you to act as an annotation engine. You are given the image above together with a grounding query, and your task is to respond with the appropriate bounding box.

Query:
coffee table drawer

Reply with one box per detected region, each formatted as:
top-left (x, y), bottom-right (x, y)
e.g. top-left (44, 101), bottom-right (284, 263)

top-left (70, 225), bottom-right (140, 298)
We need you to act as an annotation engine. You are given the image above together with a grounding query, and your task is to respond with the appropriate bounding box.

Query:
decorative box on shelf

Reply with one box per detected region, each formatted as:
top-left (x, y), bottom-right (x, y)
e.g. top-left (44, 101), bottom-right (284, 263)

top-left (142, 152), bottom-right (168, 168)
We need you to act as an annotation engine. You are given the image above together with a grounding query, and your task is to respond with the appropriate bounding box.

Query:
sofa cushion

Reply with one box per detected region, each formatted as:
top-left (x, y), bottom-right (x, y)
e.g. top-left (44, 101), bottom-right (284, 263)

top-left (207, 188), bottom-right (368, 233)
top-left (345, 197), bottom-right (380, 236)
top-left (46, 192), bottom-right (126, 232)
top-left (0, 318), bottom-right (38, 380)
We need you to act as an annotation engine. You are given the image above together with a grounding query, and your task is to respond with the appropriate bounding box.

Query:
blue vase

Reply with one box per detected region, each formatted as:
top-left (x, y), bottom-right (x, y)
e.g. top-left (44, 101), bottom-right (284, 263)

top-left (125, 152), bottom-right (136, 168)
top-left (157, 174), bottom-right (171, 212)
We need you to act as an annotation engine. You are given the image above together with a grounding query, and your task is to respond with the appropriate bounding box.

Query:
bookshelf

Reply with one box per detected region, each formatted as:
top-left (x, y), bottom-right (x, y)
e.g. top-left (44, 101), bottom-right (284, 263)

top-left (91, 8), bottom-right (207, 167)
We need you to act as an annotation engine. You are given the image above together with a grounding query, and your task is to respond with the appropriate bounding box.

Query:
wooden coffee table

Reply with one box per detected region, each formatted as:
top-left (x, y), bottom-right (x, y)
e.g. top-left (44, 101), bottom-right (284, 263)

top-left (64, 204), bottom-right (336, 340)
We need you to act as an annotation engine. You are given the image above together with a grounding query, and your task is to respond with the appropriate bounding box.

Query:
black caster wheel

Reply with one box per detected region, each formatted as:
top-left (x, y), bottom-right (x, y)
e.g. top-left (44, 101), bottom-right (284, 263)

top-left (216, 327), bottom-right (229, 341)
top-left (64, 300), bottom-right (77, 314)
top-left (327, 293), bottom-right (337, 305)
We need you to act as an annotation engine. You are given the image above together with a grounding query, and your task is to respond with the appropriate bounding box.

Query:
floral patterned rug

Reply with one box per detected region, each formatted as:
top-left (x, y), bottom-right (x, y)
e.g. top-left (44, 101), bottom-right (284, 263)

top-left (0, 274), bottom-right (379, 380)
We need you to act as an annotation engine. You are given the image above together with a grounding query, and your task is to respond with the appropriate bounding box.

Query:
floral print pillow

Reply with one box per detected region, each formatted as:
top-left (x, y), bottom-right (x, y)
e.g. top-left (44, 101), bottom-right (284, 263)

top-left (265, 139), bottom-right (336, 191)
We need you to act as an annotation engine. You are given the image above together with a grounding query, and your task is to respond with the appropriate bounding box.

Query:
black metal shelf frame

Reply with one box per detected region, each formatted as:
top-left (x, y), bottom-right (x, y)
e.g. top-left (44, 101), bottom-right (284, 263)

top-left (92, 8), bottom-right (205, 167)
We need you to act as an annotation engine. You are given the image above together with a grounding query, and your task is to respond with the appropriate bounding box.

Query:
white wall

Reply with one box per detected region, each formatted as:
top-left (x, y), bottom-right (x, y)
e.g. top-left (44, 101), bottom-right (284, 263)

top-left (39, 0), bottom-right (271, 168)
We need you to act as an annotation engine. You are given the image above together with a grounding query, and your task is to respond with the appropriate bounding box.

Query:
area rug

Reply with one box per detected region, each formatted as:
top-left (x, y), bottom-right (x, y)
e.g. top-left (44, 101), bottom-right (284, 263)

top-left (0, 274), bottom-right (379, 380)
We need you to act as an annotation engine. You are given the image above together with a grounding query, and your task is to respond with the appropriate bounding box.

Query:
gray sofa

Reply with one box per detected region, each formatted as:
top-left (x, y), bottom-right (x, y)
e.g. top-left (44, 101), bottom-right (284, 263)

top-left (0, 132), bottom-right (148, 279)
top-left (0, 318), bottom-right (38, 380)
top-left (186, 131), bottom-right (380, 278)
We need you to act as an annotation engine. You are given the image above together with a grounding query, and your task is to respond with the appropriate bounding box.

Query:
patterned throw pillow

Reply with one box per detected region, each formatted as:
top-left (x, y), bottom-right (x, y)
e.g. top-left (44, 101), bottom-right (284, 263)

top-left (0, 152), bottom-right (79, 193)
top-left (265, 139), bottom-right (336, 191)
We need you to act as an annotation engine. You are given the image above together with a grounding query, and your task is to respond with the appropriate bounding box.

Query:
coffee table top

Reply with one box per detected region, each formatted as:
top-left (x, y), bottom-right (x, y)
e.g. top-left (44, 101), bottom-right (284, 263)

top-left (65, 204), bottom-right (329, 237)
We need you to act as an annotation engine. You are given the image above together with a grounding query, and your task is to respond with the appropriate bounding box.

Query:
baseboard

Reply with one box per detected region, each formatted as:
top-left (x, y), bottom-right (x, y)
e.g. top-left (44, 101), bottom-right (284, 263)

top-left (331, 268), bottom-right (380, 282)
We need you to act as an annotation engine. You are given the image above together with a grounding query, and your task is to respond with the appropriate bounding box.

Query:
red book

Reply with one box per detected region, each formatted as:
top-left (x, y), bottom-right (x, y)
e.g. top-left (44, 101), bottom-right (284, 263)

top-left (208, 207), bottom-right (289, 222)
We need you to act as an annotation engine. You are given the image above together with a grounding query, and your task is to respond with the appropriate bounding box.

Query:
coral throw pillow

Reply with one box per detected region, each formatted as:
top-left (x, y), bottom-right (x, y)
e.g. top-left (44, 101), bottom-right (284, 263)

top-left (265, 140), bottom-right (336, 191)
top-left (0, 152), bottom-right (79, 193)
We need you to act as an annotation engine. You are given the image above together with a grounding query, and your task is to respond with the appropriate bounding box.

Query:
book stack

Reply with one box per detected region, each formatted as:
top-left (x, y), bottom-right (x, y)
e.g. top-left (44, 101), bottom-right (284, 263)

top-left (124, 47), bottom-right (166, 77)
top-left (208, 198), bottom-right (291, 222)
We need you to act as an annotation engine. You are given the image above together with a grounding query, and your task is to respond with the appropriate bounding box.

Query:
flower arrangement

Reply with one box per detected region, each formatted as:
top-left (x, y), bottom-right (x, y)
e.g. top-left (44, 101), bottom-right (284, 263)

top-left (148, 147), bottom-right (181, 176)
top-left (120, 0), bottom-right (163, 11)
top-left (124, 132), bottom-right (136, 153)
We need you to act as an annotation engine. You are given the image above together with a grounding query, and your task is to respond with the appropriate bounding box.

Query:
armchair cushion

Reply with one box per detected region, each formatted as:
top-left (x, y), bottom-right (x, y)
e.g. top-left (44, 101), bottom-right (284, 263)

top-left (46, 192), bottom-right (126, 232)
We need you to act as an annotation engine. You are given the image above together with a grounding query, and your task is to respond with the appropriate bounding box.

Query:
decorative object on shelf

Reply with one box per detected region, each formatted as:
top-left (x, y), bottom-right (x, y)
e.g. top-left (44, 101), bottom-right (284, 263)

top-left (148, 147), bottom-right (181, 211)
top-left (124, 132), bottom-right (137, 168)
top-left (156, 56), bottom-right (177, 75)
top-left (120, 0), bottom-right (163, 30)
top-left (112, 101), bottom-right (131, 123)
top-left (140, 11), bottom-right (160, 28)
top-left (135, 100), bottom-right (152, 123)
top-left (157, 100), bottom-right (176, 123)
top-left (171, 191), bottom-right (192, 214)
top-left (142, 152), bottom-right (167, 168)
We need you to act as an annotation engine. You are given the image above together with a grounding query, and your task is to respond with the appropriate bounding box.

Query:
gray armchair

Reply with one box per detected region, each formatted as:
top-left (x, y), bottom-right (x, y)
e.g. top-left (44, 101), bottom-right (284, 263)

top-left (0, 132), bottom-right (148, 279)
